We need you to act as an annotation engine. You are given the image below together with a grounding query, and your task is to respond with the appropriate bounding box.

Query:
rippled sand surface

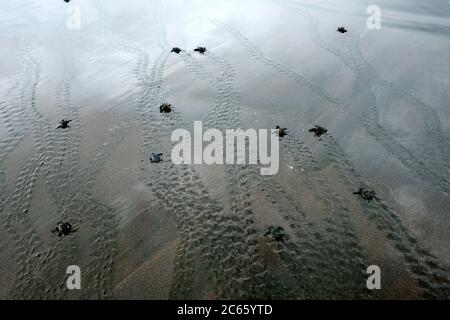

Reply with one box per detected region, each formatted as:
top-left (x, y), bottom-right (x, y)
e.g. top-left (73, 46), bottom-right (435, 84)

top-left (0, 0), bottom-right (449, 299)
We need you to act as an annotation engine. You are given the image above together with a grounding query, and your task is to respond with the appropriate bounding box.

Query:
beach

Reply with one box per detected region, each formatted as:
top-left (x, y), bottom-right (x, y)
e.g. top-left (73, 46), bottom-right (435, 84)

top-left (0, 0), bottom-right (449, 299)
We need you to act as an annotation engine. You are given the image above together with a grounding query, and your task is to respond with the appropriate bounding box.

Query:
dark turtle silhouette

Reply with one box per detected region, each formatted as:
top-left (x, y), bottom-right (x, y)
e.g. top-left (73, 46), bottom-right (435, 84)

top-left (150, 153), bottom-right (163, 163)
top-left (52, 221), bottom-right (76, 237)
top-left (309, 125), bottom-right (327, 137)
top-left (275, 125), bottom-right (287, 137)
top-left (171, 47), bottom-right (182, 54)
top-left (264, 225), bottom-right (286, 242)
top-left (160, 102), bottom-right (172, 113)
top-left (353, 188), bottom-right (377, 202)
top-left (337, 27), bottom-right (348, 33)
top-left (194, 46), bottom-right (207, 54)
top-left (57, 119), bottom-right (72, 129)
top-left (64, 0), bottom-right (70, 2)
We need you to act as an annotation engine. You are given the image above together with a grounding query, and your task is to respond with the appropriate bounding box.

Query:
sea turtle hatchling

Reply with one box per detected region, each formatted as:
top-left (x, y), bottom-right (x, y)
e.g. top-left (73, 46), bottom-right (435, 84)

top-left (160, 102), bottom-right (172, 113)
top-left (52, 221), bottom-right (75, 237)
top-left (150, 153), bottom-right (163, 163)
top-left (309, 125), bottom-right (328, 137)
top-left (57, 119), bottom-right (72, 129)
top-left (353, 188), bottom-right (377, 202)
top-left (275, 125), bottom-right (287, 137)
top-left (171, 47), bottom-right (182, 54)
top-left (264, 225), bottom-right (286, 242)
top-left (194, 46), bottom-right (207, 54)
top-left (337, 27), bottom-right (348, 33)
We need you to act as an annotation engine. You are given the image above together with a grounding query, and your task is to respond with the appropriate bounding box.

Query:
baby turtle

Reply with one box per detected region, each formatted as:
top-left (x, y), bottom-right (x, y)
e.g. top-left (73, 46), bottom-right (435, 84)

top-left (275, 125), bottom-right (287, 137)
top-left (309, 125), bottom-right (327, 137)
top-left (353, 188), bottom-right (377, 202)
top-left (150, 153), bottom-right (163, 163)
top-left (194, 46), bottom-right (207, 54)
top-left (160, 102), bottom-right (172, 113)
top-left (337, 27), bottom-right (348, 33)
top-left (264, 225), bottom-right (286, 242)
top-left (171, 47), bottom-right (182, 54)
top-left (64, 0), bottom-right (70, 3)
top-left (52, 221), bottom-right (75, 237)
top-left (57, 119), bottom-right (72, 129)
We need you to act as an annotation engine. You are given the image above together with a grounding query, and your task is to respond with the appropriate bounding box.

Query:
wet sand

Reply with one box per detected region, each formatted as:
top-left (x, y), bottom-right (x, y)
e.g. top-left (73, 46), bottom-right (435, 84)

top-left (0, 0), bottom-right (449, 299)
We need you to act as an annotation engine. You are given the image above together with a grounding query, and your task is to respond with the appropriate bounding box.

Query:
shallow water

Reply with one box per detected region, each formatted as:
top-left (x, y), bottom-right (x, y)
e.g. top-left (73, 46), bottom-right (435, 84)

top-left (0, 0), bottom-right (449, 299)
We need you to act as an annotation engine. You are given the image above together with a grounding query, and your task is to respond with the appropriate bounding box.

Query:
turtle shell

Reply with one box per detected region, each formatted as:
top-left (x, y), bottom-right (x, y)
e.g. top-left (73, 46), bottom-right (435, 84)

top-left (361, 190), bottom-right (376, 200)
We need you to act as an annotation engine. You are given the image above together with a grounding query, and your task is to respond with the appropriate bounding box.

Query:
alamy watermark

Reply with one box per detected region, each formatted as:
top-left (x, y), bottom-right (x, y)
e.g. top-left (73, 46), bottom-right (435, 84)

top-left (367, 5), bottom-right (382, 30)
top-left (361, 5), bottom-right (382, 38)
top-left (66, 265), bottom-right (81, 290)
top-left (171, 121), bottom-right (280, 175)
top-left (366, 265), bottom-right (381, 290)
top-left (64, 264), bottom-right (380, 291)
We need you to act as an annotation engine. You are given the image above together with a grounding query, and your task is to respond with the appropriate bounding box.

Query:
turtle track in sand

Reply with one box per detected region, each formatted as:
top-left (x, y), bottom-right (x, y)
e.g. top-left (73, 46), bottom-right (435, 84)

top-left (3, 0), bottom-right (446, 299)
top-left (4, 49), bottom-right (113, 299)
top-left (259, 0), bottom-right (450, 298)
top-left (178, 3), bottom-right (370, 298)
top-left (137, 0), bottom-right (286, 298)
top-left (4, 1), bottom-right (132, 298)
top-left (2, 52), bottom-right (56, 299)
top-left (204, 16), bottom-right (339, 107)
top-left (0, 52), bottom-right (81, 298)
top-left (188, 6), bottom-right (370, 298)
top-left (271, 117), bottom-right (450, 298)
top-left (276, 0), bottom-right (450, 196)
top-left (249, 163), bottom-right (369, 299)
top-left (93, 0), bottom-right (234, 299)
top-left (174, 37), bottom-right (284, 298)
top-left (266, 127), bottom-right (449, 298)
top-left (0, 81), bottom-right (25, 168)
top-left (199, 51), bottom-right (334, 298)
top-left (36, 33), bottom-right (123, 299)
top-left (193, 4), bottom-right (450, 298)
top-left (0, 80), bottom-right (26, 236)
top-left (0, 5), bottom-right (87, 298)
top-left (323, 135), bottom-right (450, 298)
top-left (28, 28), bottom-right (85, 299)
top-left (252, 143), bottom-right (369, 299)
top-left (70, 0), bottom-right (169, 299)
top-left (131, 9), bottom-right (230, 299)
top-left (149, 0), bottom-right (261, 299)
top-left (95, 0), bottom-right (206, 299)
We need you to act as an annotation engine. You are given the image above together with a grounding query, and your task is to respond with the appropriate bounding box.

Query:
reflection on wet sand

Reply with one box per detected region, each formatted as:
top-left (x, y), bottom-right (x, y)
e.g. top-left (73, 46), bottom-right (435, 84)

top-left (0, 0), bottom-right (449, 299)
